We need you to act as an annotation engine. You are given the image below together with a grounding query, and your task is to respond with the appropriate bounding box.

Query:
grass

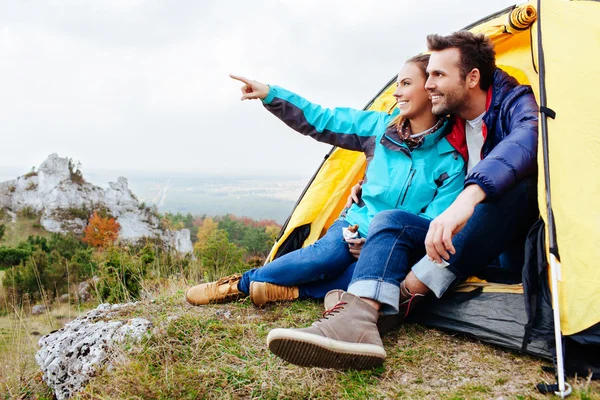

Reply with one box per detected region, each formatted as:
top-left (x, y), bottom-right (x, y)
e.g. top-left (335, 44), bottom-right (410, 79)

top-left (75, 279), bottom-right (599, 400)
top-left (0, 211), bottom-right (48, 248)
top-left (0, 277), bottom-right (598, 399)
top-left (0, 299), bottom-right (94, 399)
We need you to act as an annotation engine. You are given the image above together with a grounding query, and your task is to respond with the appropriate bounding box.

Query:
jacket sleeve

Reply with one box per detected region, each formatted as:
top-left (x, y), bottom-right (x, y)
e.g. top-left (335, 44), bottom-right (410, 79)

top-left (464, 92), bottom-right (538, 200)
top-left (419, 163), bottom-right (467, 220)
top-left (262, 85), bottom-right (393, 152)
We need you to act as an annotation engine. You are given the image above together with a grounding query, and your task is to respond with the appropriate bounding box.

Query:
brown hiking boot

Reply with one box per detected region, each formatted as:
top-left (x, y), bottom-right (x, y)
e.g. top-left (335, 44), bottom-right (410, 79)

top-left (185, 274), bottom-right (243, 305)
top-left (249, 281), bottom-right (299, 307)
top-left (267, 291), bottom-right (386, 370)
top-left (377, 280), bottom-right (427, 334)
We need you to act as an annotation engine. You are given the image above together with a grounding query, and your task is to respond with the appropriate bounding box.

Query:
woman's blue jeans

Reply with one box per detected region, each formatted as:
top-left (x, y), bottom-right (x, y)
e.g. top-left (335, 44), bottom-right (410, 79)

top-left (237, 219), bottom-right (357, 299)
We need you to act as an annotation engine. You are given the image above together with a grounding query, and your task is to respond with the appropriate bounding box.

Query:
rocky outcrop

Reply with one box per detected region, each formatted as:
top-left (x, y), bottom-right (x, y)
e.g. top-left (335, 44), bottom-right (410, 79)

top-left (0, 154), bottom-right (192, 253)
top-left (35, 303), bottom-right (152, 400)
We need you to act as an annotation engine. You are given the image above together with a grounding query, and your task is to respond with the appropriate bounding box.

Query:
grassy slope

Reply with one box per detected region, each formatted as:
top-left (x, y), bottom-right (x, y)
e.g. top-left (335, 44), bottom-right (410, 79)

top-left (0, 301), bottom-right (94, 399)
top-left (75, 280), bottom-right (599, 400)
top-left (0, 213), bottom-right (49, 248)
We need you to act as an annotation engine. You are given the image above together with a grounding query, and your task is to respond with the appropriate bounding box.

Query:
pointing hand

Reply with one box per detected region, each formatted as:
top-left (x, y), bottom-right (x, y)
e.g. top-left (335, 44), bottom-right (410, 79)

top-left (230, 74), bottom-right (270, 101)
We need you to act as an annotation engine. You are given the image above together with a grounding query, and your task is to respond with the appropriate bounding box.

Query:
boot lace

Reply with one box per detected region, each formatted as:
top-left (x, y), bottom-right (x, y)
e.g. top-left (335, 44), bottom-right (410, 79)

top-left (207, 274), bottom-right (242, 299)
top-left (321, 301), bottom-right (347, 320)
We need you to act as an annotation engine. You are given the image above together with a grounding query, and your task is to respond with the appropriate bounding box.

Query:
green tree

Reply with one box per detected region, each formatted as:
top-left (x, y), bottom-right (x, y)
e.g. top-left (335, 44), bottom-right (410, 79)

top-left (200, 229), bottom-right (245, 279)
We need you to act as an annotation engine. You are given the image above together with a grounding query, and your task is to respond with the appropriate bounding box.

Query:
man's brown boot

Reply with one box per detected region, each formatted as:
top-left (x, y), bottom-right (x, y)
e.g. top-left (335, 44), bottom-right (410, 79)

top-left (185, 274), bottom-right (243, 305)
top-left (267, 291), bottom-right (386, 370)
top-left (376, 280), bottom-right (428, 334)
top-left (249, 282), bottom-right (299, 307)
top-left (323, 289), bottom-right (344, 310)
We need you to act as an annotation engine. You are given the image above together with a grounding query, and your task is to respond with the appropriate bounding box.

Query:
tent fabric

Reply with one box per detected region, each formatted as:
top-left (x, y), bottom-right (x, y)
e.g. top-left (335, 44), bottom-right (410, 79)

top-left (267, 0), bottom-right (600, 340)
top-left (410, 291), bottom-right (553, 359)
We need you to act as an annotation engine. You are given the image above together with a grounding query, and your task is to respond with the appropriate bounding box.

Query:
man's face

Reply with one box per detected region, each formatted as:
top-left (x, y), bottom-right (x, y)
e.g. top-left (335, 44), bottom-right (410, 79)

top-left (425, 48), bottom-right (469, 116)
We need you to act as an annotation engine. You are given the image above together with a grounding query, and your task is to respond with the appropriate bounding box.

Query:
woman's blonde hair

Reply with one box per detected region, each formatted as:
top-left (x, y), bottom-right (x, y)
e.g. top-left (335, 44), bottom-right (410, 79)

top-left (389, 53), bottom-right (431, 130)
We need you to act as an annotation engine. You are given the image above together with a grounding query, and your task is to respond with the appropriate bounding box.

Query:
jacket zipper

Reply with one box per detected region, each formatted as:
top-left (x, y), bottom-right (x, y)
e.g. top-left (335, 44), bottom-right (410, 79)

top-left (400, 169), bottom-right (416, 205)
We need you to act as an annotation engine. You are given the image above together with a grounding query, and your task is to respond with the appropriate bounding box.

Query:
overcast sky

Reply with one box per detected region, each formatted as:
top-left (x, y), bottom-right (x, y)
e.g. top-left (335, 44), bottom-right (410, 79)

top-left (1, 0), bottom-right (516, 178)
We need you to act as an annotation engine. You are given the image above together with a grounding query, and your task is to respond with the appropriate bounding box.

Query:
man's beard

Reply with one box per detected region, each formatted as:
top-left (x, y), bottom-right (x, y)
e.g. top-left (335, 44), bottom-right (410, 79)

top-left (431, 88), bottom-right (468, 116)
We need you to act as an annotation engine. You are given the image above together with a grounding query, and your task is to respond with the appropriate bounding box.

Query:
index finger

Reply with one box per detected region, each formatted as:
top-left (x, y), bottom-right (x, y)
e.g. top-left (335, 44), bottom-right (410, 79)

top-left (229, 74), bottom-right (251, 84)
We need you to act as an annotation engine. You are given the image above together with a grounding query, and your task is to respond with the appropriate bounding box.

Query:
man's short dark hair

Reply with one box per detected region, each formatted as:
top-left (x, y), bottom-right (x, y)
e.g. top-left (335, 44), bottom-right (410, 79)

top-left (427, 31), bottom-right (496, 91)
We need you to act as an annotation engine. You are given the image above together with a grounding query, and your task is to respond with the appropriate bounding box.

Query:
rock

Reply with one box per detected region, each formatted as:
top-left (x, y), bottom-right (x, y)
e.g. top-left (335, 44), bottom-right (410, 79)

top-left (164, 229), bottom-right (194, 254)
top-left (32, 304), bottom-right (49, 315)
top-left (76, 281), bottom-right (92, 303)
top-left (59, 294), bottom-right (70, 303)
top-left (0, 154), bottom-right (193, 254)
top-left (215, 309), bottom-right (232, 319)
top-left (35, 303), bottom-right (152, 400)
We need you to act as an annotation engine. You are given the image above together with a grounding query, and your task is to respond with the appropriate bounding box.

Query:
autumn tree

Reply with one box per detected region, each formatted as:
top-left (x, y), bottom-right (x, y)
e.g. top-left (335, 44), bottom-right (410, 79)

top-left (194, 217), bottom-right (219, 252)
top-left (83, 212), bottom-right (120, 248)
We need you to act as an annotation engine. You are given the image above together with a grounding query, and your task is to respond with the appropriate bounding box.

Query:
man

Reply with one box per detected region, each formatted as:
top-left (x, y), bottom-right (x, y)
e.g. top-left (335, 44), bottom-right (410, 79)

top-left (266, 31), bottom-right (539, 369)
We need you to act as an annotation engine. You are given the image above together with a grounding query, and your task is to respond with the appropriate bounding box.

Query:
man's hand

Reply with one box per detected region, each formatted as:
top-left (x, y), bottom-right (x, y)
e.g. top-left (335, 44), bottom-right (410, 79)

top-left (230, 74), bottom-right (270, 100)
top-left (344, 180), bottom-right (364, 208)
top-left (346, 237), bottom-right (366, 259)
top-left (424, 185), bottom-right (486, 263)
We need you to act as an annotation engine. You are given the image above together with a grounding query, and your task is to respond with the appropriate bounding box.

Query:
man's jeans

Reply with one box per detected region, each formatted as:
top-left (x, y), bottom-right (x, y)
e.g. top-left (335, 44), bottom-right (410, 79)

top-left (347, 211), bottom-right (431, 314)
top-left (238, 219), bottom-right (357, 299)
top-left (349, 177), bottom-right (538, 314)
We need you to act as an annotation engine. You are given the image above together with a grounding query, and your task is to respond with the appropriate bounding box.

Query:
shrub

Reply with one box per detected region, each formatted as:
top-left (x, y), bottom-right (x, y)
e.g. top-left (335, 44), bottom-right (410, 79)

top-left (83, 212), bottom-right (121, 248)
top-left (68, 159), bottom-right (85, 185)
top-left (199, 229), bottom-right (245, 281)
top-left (47, 233), bottom-right (87, 259)
top-left (95, 247), bottom-right (146, 303)
top-left (0, 224), bottom-right (4, 241)
top-left (63, 207), bottom-right (90, 221)
top-left (23, 168), bottom-right (38, 179)
top-left (20, 206), bottom-right (37, 218)
top-left (26, 181), bottom-right (38, 191)
top-left (2, 249), bottom-right (72, 300)
top-left (0, 246), bottom-right (32, 267)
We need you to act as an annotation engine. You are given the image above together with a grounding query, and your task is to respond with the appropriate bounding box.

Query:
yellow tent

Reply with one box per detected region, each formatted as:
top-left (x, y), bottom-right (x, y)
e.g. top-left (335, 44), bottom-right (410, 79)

top-left (267, 0), bottom-right (600, 383)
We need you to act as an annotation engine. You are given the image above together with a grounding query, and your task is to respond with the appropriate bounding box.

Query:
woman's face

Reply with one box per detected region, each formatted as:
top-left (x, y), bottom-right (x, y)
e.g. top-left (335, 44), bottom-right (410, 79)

top-left (393, 62), bottom-right (432, 120)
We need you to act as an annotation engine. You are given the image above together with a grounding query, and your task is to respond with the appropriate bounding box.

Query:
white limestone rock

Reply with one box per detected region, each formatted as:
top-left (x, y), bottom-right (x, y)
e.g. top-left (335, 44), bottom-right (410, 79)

top-left (0, 154), bottom-right (192, 253)
top-left (35, 303), bottom-right (152, 400)
top-left (164, 229), bottom-right (194, 254)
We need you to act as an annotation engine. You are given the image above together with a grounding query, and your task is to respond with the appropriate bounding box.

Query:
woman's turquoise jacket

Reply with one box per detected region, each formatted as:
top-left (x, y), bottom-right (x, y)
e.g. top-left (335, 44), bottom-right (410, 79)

top-left (263, 85), bottom-right (466, 237)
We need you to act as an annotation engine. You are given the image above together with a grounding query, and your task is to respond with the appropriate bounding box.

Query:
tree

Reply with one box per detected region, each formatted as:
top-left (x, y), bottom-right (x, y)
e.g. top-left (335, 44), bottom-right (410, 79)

top-left (194, 217), bottom-right (219, 252)
top-left (83, 212), bottom-right (120, 248)
top-left (200, 229), bottom-right (245, 278)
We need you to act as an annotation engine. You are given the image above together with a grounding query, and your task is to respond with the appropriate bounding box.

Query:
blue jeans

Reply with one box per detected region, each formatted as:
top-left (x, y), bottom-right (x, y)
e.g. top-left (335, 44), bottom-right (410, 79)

top-left (349, 177), bottom-right (538, 314)
top-left (347, 210), bottom-right (431, 315)
top-left (238, 219), bottom-right (357, 299)
top-left (412, 176), bottom-right (538, 296)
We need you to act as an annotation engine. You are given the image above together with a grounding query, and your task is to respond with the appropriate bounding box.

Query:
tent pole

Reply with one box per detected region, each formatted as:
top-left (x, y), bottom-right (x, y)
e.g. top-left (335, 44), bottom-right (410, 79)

top-left (549, 254), bottom-right (569, 397)
top-left (536, 0), bottom-right (570, 396)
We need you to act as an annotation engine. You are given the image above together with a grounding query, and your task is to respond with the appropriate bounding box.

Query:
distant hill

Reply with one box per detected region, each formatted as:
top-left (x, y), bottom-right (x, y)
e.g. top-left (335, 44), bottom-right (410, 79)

top-left (81, 170), bottom-right (306, 224)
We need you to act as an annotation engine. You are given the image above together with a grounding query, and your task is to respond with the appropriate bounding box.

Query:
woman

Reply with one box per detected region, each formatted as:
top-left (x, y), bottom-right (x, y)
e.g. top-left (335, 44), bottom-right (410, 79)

top-left (186, 54), bottom-right (466, 307)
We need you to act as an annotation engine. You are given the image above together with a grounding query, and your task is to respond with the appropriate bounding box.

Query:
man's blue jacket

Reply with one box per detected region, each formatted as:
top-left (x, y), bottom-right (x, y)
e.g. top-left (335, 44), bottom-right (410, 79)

top-left (462, 68), bottom-right (539, 199)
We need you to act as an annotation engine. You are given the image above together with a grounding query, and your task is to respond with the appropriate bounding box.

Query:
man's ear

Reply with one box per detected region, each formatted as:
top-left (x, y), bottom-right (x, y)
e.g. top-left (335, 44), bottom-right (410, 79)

top-left (467, 68), bottom-right (481, 89)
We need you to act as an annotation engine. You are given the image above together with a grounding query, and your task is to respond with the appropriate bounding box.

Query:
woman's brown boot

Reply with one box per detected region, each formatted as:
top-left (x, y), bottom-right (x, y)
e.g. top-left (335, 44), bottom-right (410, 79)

top-left (249, 281), bottom-right (299, 307)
